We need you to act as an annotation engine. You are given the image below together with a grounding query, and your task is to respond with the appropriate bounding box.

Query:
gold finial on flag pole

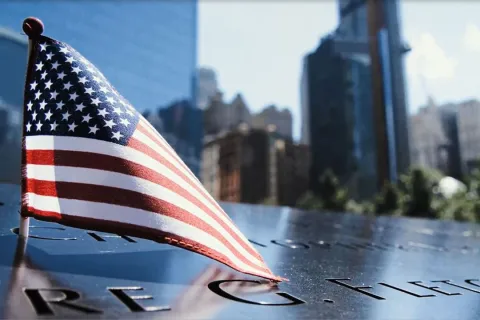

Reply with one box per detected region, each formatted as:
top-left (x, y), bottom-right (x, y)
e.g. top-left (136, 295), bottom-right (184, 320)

top-left (19, 17), bottom-right (44, 238)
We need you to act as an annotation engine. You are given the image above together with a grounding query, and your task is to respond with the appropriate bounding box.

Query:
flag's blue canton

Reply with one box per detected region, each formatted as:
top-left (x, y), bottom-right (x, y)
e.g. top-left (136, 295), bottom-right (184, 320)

top-left (24, 36), bottom-right (140, 146)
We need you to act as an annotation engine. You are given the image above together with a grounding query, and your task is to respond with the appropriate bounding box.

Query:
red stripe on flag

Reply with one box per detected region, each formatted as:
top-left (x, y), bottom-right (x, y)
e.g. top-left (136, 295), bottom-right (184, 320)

top-left (25, 179), bottom-right (271, 275)
top-left (25, 149), bottom-right (264, 262)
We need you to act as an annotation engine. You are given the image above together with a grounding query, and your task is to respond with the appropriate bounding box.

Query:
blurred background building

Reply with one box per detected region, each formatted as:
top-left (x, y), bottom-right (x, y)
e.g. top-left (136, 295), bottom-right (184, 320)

top-left (203, 92), bottom-right (250, 136)
top-left (410, 98), bottom-right (450, 173)
top-left (196, 67), bottom-right (219, 110)
top-left (300, 0), bottom-right (411, 200)
top-left (0, 1), bottom-right (201, 180)
top-left (301, 34), bottom-right (363, 198)
top-left (456, 100), bottom-right (480, 174)
top-left (200, 84), bottom-right (301, 205)
top-left (201, 124), bottom-right (309, 206)
top-left (251, 105), bottom-right (293, 140)
top-left (203, 91), bottom-right (293, 140)
top-left (0, 28), bottom-right (28, 184)
top-left (408, 98), bottom-right (480, 179)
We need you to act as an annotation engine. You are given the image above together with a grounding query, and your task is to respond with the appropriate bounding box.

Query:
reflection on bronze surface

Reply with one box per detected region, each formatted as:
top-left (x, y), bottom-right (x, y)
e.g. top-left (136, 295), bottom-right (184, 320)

top-left (169, 265), bottom-right (277, 319)
top-left (4, 237), bottom-right (57, 319)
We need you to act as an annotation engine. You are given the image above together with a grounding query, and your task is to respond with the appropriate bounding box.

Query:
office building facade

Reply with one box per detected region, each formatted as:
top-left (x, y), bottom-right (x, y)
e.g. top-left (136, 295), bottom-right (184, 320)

top-left (197, 67), bottom-right (219, 110)
top-left (438, 103), bottom-right (462, 178)
top-left (275, 140), bottom-right (311, 207)
top-left (204, 93), bottom-right (293, 142)
top-left (203, 92), bottom-right (251, 137)
top-left (350, 57), bottom-right (377, 198)
top-left (456, 100), bottom-right (480, 174)
top-left (301, 33), bottom-right (377, 199)
top-left (302, 35), bottom-right (357, 197)
top-left (381, 0), bottom-right (411, 176)
top-left (410, 98), bottom-right (468, 178)
top-left (0, 1), bottom-right (200, 179)
top-left (0, 28), bottom-right (28, 183)
top-left (410, 99), bottom-right (450, 173)
top-left (201, 125), bottom-right (309, 206)
top-left (337, 0), bottom-right (411, 181)
top-left (301, 0), bottom-right (411, 198)
top-left (251, 105), bottom-right (293, 140)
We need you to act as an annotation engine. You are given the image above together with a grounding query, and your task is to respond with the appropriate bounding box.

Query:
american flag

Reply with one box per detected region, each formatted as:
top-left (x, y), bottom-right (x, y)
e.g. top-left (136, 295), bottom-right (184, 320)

top-left (22, 35), bottom-right (283, 282)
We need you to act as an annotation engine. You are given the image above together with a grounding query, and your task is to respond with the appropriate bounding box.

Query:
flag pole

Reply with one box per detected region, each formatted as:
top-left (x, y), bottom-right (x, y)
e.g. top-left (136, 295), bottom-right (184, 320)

top-left (19, 17), bottom-right (44, 238)
top-left (19, 217), bottom-right (29, 238)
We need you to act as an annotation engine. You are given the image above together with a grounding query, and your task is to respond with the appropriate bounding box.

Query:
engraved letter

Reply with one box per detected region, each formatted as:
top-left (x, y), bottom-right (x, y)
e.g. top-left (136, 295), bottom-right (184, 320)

top-left (408, 281), bottom-right (461, 296)
top-left (465, 279), bottom-right (480, 288)
top-left (271, 239), bottom-right (309, 249)
top-left (326, 278), bottom-right (385, 300)
top-left (87, 232), bottom-right (136, 243)
top-left (248, 239), bottom-right (267, 248)
top-left (308, 240), bottom-right (332, 249)
top-left (24, 288), bottom-right (100, 315)
top-left (335, 242), bottom-right (363, 251)
top-left (432, 280), bottom-right (480, 294)
top-left (208, 280), bottom-right (305, 306)
top-left (378, 283), bottom-right (435, 297)
top-left (109, 287), bottom-right (170, 312)
top-left (12, 226), bottom-right (77, 240)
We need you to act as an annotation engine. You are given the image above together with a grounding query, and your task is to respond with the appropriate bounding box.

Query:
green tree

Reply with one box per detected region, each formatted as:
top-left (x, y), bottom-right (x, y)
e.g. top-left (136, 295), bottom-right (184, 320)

top-left (346, 199), bottom-right (375, 215)
top-left (317, 169), bottom-right (348, 211)
top-left (406, 168), bottom-right (435, 218)
top-left (398, 167), bottom-right (443, 193)
top-left (467, 169), bottom-right (480, 196)
top-left (296, 191), bottom-right (323, 211)
top-left (473, 201), bottom-right (480, 222)
top-left (452, 202), bottom-right (476, 223)
top-left (375, 183), bottom-right (401, 215)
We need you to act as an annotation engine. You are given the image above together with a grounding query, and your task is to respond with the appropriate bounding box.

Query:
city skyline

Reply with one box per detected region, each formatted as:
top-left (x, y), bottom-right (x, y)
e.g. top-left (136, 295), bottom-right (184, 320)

top-left (199, 1), bottom-right (480, 140)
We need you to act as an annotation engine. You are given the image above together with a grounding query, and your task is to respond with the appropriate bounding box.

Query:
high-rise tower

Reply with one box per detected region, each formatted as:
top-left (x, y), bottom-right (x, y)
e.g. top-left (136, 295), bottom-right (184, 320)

top-left (339, 0), bottom-right (411, 186)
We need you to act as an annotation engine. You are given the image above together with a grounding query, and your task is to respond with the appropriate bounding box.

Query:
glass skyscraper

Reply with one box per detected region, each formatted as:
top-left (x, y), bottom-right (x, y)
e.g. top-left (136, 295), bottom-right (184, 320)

top-left (0, 1), bottom-right (200, 181)
top-left (337, 0), bottom-right (411, 180)
top-left (301, 0), bottom-right (410, 196)
top-left (0, 28), bottom-right (27, 183)
top-left (301, 34), bottom-right (377, 200)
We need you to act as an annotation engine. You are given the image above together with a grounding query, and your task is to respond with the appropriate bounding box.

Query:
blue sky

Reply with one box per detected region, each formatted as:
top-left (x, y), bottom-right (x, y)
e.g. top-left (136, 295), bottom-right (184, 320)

top-left (198, 1), bottom-right (480, 140)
